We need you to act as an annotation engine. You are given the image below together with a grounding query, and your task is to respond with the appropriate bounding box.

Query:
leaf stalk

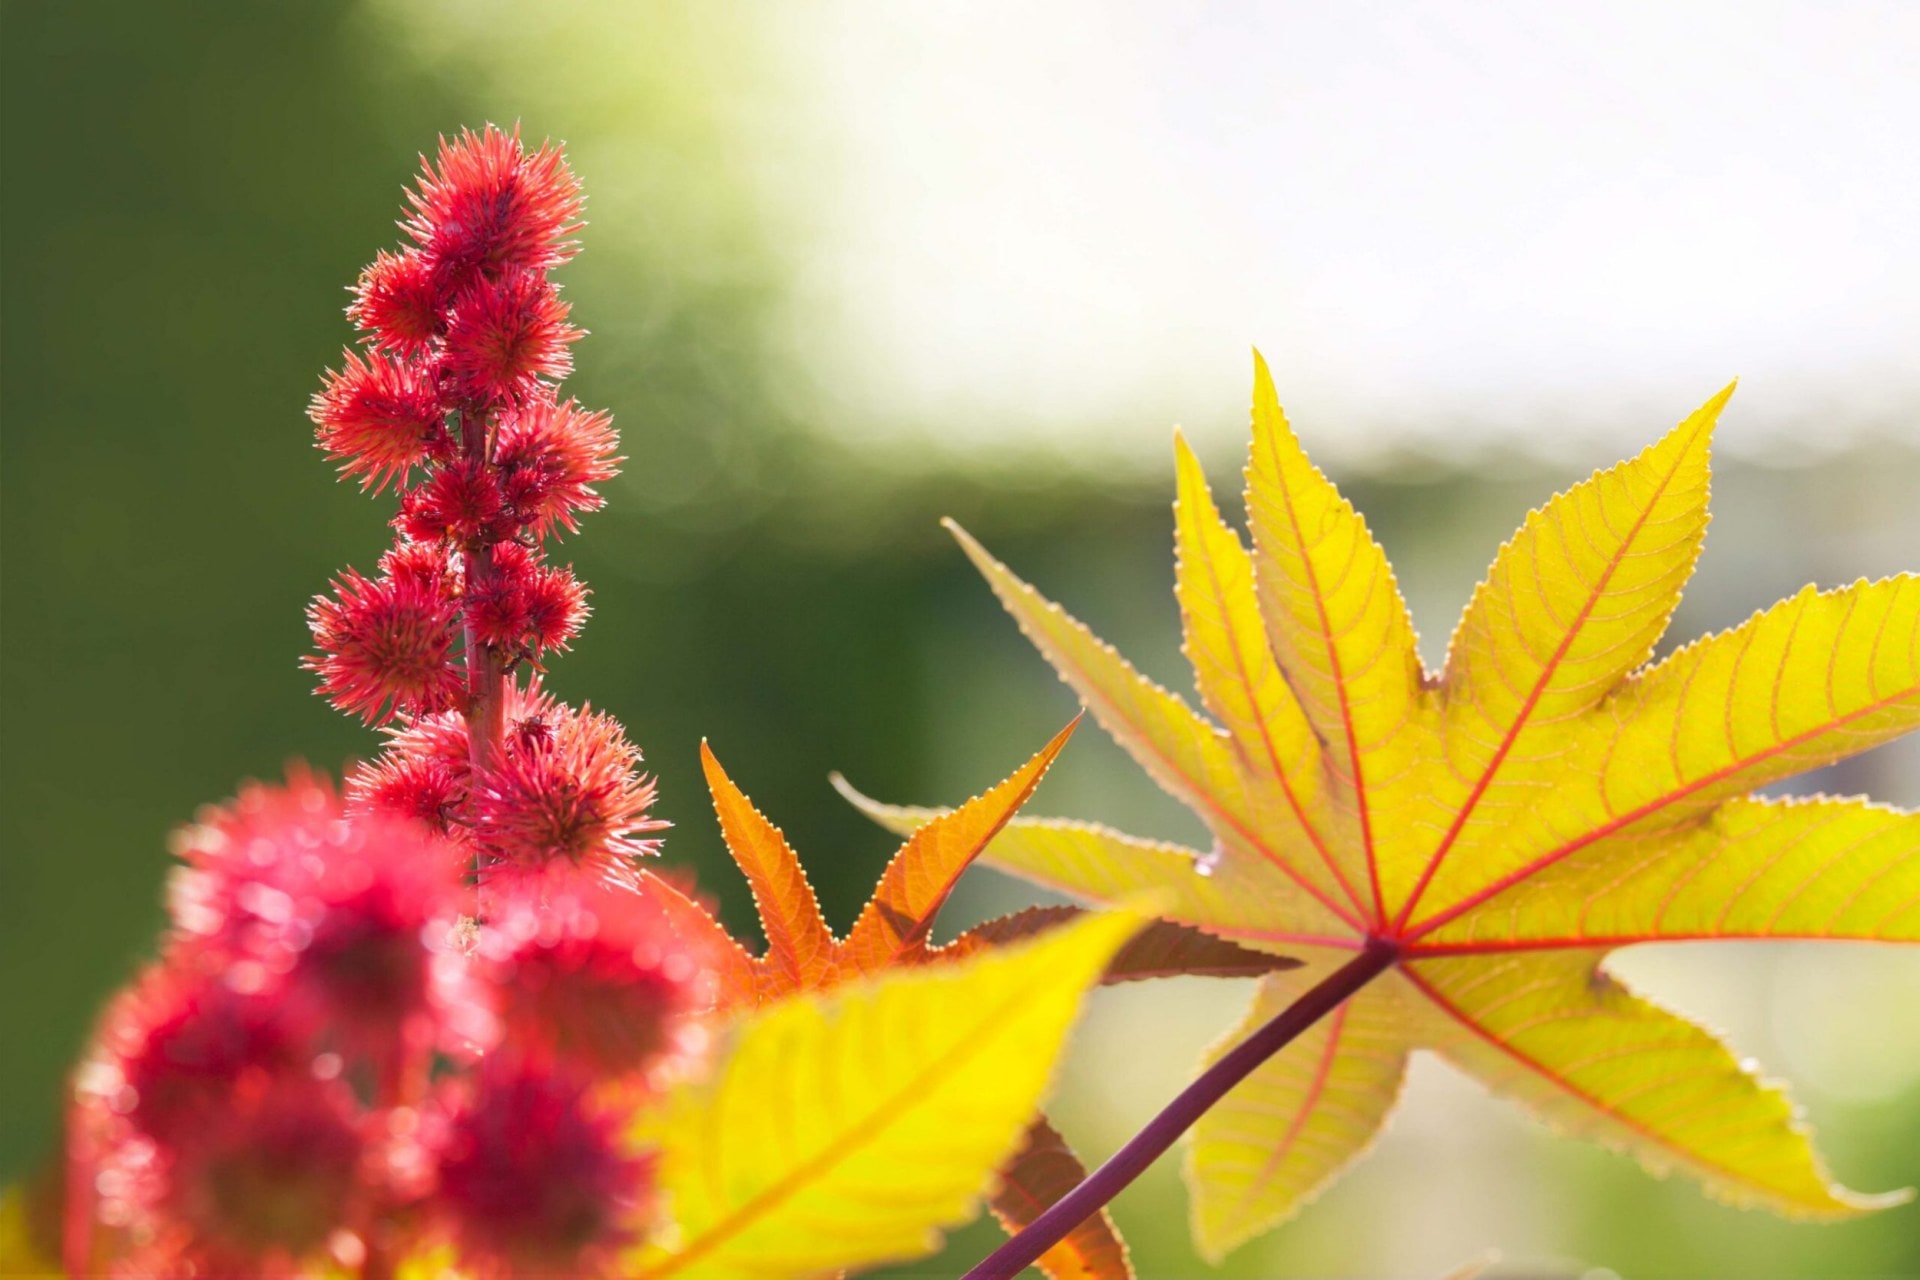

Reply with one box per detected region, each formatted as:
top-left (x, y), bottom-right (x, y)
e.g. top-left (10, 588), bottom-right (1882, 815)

top-left (961, 938), bottom-right (1399, 1278)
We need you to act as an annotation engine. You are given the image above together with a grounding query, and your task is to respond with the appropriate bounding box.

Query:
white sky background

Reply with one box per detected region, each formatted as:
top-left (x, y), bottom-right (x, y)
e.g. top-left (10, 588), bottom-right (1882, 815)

top-left (780, 0), bottom-right (1920, 467)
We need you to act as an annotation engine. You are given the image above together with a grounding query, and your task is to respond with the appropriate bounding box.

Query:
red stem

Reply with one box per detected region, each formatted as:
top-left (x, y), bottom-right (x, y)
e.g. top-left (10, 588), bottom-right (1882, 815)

top-left (961, 939), bottom-right (1399, 1279)
top-left (458, 409), bottom-right (508, 884)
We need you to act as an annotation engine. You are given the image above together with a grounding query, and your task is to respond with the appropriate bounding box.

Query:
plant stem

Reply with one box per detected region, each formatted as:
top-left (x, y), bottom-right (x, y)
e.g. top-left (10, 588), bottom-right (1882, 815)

top-left (458, 409), bottom-right (507, 884)
top-left (961, 938), bottom-right (1399, 1279)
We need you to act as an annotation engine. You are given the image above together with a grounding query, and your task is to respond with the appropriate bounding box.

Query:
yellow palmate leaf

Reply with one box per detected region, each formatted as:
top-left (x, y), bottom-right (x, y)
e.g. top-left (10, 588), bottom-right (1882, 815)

top-left (832, 784), bottom-right (1350, 950)
top-left (1186, 972), bottom-right (1412, 1260)
top-left (945, 518), bottom-right (1367, 934)
top-left (1405, 949), bottom-right (1909, 1216)
top-left (1173, 430), bottom-right (1364, 920)
top-left (879, 355), bottom-right (1920, 1255)
top-left (1422, 795), bottom-right (1920, 950)
top-left (943, 905), bottom-right (1300, 983)
top-left (1398, 386), bottom-right (1728, 929)
top-left (1244, 351), bottom-right (1431, 913)
top-left (634, 907), bottom-right (1143, 1280)
top-left (1415, 574), bottom-right (1920, 937)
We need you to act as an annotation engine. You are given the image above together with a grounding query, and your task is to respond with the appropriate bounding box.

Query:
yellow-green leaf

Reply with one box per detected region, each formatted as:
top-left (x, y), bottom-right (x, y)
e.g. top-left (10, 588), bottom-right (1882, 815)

top-left (1405, 949), bottom-right (1910, 1216)
top-left (1244, 350), bottom-right (1429, 914)
top-left (1422, 794), bottom-right (1920, 950)
top-left (884, 355), bottom-right (1920, 1255)
top-left (1173, 431), bottom-right (1358, 917)
top-left (945, 518), bottom-right (1366, 933)
top-left (832, 784), bottom-right (1348, 950)
top-left (1399, 386), bottom-right (1727, 929)
top-left (634, 907), bottom-right (1143, 1279)
top-left (1187, 971), bottom-right (1412, 1260)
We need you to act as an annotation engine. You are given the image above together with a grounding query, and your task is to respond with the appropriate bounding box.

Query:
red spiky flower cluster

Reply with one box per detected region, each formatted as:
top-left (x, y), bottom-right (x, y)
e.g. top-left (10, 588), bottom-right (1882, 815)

top-left (303, 123), bottom-right (653, 889)
top-left (67, 128), bottom-right (720, 1279)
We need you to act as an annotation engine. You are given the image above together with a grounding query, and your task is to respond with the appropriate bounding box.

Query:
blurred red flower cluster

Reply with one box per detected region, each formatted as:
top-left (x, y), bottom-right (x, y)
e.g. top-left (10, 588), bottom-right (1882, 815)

top-left (74, 773), bottom-right (710, 1277)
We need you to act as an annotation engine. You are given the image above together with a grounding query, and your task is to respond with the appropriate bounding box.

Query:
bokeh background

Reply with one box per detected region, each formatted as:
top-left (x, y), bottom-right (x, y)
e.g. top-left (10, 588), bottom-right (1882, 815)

top-left (4, 3), bottom-right (1919, 1275)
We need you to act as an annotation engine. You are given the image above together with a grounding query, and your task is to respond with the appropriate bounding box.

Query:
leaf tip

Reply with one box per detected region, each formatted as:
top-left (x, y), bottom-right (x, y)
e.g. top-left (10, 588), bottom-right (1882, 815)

top-left (1250, 344), bottom-right (1274, 384)
top-left (942, 516), bottom-right (995, 567)
top-left (1822, 1182), bottom-right (1915, 1218)
top-left (697, 736), bottom-right (730, 790)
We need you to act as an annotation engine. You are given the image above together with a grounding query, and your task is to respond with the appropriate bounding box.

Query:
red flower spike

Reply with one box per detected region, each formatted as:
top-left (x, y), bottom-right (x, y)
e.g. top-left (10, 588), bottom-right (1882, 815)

top-left (475, 705), bottom-right (665, 884)
top-left (348, 248), bottom-right (446, 355)
top-left (441, 271), bottom-right (580, 407)
top-left (431, 1058), bottom-right (654, 1278)
top-left (309, 349), bottom-right (450, 494)
top-left (495, 398), bottom-right (622, 537)
top-left (402, 125), bottom-right (584, 282)
top-left (479, 878), bottom-right (707, 1078)
top-left (306, 565), bottom-right (465, 725)
top-left (394, 458), bottom-right (513, 546)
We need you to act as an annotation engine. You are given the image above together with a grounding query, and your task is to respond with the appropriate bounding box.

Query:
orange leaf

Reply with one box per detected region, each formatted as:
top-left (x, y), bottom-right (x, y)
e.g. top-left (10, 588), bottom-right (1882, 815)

top-left (700, 741), bottom-right (836, 993)
top-left (840, 717), bottom-right (1080, 974)
top-left (989, 1119), bottom-right (1131, 1280)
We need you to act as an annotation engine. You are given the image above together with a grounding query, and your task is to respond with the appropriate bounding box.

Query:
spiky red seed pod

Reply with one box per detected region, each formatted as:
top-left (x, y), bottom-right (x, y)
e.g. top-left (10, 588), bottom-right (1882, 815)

top-left (467, 543), bottom-right (589, 654)
top-left (495, 398), bottom-right (622, 537)
top-left (306, 566), bottom-right (465, 725)
top-left (89, 969), bottom-right (312, 1151)
top-left (155, 1073), bottom-right (366, 1271)
top-left (377, 538), bottom-right (458, 594)
top-left (345, 680), bottom-right (563, 835)
top-left (402, 125), bottom-right (584, 281)
top-left (161, 780), bottom-right (476, 1067)
top-left (520, 560), bottom-right (590, 653)
top-left (440, 271), bottom-right (580, 407)
top-left (431, 1058), bottom-right (654, 1278)
top-left (348, 248), bottom-right (446, 355)
top-left (464, 560), bottom-right (532, 652)
top-left (394, 458), bottom-right (513, 546)
top-left (310, 349), bottom-right (451, 494)
top-left (479, 878), bottom-right (706, 1078)
top-left (475, 706), bottom-right (665, 884)
top-left (277, 820), bottom-right (477, 1064)
top-left (347, 750), bottom-right (467, 839)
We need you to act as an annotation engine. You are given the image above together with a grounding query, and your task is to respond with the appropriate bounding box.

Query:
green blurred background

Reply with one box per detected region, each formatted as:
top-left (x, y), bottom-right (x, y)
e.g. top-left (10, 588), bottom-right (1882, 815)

top-left (4, 3), bottom-right (1918, 1275)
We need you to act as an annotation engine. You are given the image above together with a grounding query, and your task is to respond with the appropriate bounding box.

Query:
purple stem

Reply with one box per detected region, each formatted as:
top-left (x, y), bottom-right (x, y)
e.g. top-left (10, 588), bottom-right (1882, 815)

top-left (962, 938), bottom-right (1399, 1278)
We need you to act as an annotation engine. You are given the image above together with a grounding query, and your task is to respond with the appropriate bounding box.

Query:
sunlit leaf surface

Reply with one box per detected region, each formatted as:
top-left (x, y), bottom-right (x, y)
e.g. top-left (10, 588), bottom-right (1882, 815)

top-left (848, 355), bottom-right (1920, 1255)
top-left (634, 907), bottom-right (1142, 1279)
top-left (692, 726), bottom-right (1286, 1277)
